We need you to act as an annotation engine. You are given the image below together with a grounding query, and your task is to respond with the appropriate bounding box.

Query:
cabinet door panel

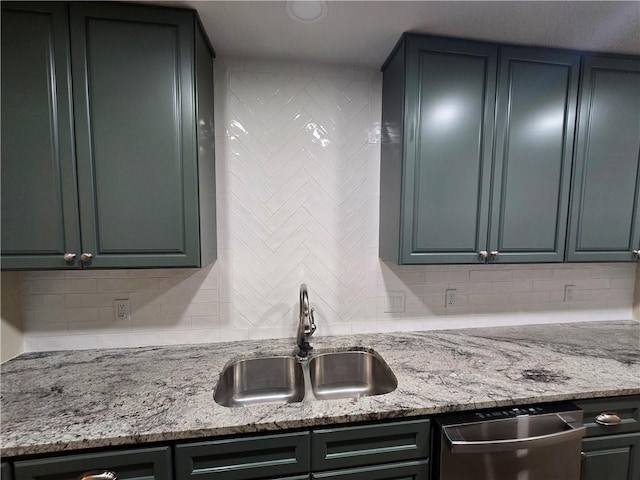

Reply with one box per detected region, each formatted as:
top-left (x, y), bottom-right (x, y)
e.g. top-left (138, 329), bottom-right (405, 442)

top-left (490, 48), bottom-right (580, 262)
top-left (311, 419), bottom-right (429, 472)
top-left (70, 3), bottom-right (200, 268)
top-left (568, 56), bottom-right (640, 262)
top-left (2, 462), bottom-right (13, 480)
top-left (1, 2), bottom-right (80, 269)
top-left (401, 37), bottom-right (497, 264)
top-left (580, 433), bottom-right (640, 480)
top-left (312, 460), bottom-right (428, 480)
top-left (175, 432), bottom-right (310, 480)
top-left (14, 447), bottom-right (171, 480)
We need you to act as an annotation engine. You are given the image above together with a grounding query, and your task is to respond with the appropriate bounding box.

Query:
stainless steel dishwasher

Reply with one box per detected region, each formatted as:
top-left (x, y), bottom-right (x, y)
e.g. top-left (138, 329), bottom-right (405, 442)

top-left (434, 403), bottom-right (586, 480)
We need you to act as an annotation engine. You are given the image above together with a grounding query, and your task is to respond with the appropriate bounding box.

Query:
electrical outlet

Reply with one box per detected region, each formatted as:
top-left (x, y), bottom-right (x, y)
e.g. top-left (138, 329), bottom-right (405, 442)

top-left (564, 285), bottom-right (575, 302)
top-left (115, 299), bottom-right (130, 321)
top-left (445, 289), bottom-right (457, 307)
top-left (385, 292), bottom-right (406, 313)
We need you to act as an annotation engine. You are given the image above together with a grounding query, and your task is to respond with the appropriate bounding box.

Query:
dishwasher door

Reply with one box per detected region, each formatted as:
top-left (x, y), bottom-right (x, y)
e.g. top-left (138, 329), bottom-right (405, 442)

top-left (436, 405), bottom-right (586, 480)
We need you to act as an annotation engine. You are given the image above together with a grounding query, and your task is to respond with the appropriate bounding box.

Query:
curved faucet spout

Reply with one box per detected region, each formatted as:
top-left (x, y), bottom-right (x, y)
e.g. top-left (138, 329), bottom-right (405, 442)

top-left (297, 283), bottom-right (316, 359)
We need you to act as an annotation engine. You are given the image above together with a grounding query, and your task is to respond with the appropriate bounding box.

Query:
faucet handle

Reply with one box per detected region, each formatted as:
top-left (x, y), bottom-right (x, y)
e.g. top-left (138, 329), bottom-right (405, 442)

top-left (308, 308), bottom-right (317, 336)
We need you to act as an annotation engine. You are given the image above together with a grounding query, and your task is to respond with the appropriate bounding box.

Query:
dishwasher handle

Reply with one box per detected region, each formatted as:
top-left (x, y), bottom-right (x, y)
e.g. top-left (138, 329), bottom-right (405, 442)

top-left (443, 414), bottom-right (586, 454)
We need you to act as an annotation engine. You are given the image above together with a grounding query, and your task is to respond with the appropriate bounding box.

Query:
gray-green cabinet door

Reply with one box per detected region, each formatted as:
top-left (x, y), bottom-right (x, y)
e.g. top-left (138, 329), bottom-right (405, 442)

top-left (401, 36), bottom-right (498, 264)
top-left (69, 3), bottom-right (201, 268)
top-left (567, 55), bottom-right (640, 262)
top-left (1, 2), bottom-right (81, 270)
top-left (13, 446), bottom-right (171, 480)
top-left (580, 433), bottom-right (640, 480)
top-left (311, 419), bottom-right (430, 471)
top-left (489, 47), bottom-right (580, 263)
top-left (311, 460), bottom-right (429, 480)
top-left (175, 432), bottom-right (310, 479)
top-left (2, 462), bottom-right (13, 480)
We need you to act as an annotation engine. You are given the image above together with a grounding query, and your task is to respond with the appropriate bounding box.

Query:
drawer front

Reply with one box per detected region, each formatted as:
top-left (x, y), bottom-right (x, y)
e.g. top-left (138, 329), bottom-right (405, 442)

top-left (14, 446), bottom-right (171, 480)
top-left (175, 432), bottom-right (310, 480)
top-left (311, 419), bottom-right (430, 471)
top-left (575, 395), bottom-right (640, 437)
top-left (580, 432), bottom-right (640, 480)
top-left (312, 460), bottom-right (429, 480)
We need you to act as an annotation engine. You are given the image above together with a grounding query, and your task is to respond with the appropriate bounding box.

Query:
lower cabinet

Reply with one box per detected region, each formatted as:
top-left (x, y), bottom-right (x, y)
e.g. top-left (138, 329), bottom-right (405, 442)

top-left (581, 433), bottom-right (640, 480)
top-left (10, 400), bottom-right (638, 480)
top-left (2, 462), bottom-right (12, 480)
top-left (13, 446), bottom-right (171, 480)
top-left (174, 432), bottom-right (311, 480)
top-left (311, 420), bottom-right (430, 473)
top-left (175, 419), bottom-right (430, 480)
top-left (575, 395), bottom-right (640, 480)
top-left (312, 460), bottom-right (428, 479)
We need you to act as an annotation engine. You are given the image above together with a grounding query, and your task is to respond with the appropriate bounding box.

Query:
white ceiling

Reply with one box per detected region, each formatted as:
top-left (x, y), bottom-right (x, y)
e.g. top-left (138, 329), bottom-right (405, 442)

top-left (151, 1), bottom-right (640, 67)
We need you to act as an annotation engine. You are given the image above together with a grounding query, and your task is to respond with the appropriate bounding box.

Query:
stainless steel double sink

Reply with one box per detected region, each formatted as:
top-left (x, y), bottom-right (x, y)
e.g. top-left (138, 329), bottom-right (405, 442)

top-left (214, 349), bottom-right (397, 407)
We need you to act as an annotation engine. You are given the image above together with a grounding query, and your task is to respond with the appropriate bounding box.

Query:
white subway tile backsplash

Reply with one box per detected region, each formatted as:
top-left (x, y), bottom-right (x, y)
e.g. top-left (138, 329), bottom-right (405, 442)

top-left (468, 293), bottom-right (510, 305)
top-left (14, 56), bottom-right (638, 352)
top-left (19, 271), bottom-right (65, 280)
top-left (509, 291), bottom-right (550, 304)
top-left (551, 268), bottom-right (594, 280)
top-left (97, 278), bottom-right (158, 293)
top-left (512, 269), bottom-right (554, 280)
top-left (491, 280), bottom-right (533, 293)
top-left (469, 270), bottom-right (512, 282)
top-left (21, 294), bottom-right (66, 310)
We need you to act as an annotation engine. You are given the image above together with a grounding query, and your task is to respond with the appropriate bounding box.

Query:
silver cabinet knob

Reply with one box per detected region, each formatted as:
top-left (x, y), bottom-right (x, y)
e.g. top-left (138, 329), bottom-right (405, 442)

top-left (80, 252), bottom-right (93, 263)
top-left (479, 251), bottom-right (489, 259)
top-left (595, 412), bottom-right (621, 426)
top-left (633, 249), bottom-right (640, 257)
top-left (78, 471), bottom-right (117, 480)
top-left (490, 251), bottom-right (499, 258)
top-left (63, 253), bottom-right (76, 263)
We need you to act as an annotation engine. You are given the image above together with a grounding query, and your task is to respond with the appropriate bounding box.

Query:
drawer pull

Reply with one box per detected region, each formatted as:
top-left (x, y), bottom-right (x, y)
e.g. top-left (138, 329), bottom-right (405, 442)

top-left (78, 471), bottom-right (117, 480)
top-left (595, 412), bottom-right (621, 426)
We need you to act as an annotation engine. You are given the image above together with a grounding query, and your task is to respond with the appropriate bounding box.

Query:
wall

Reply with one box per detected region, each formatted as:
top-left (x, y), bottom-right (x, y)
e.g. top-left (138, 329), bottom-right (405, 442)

top-left (15, 57), bottom-right (638, 352)
top-left (2, 272), bottom-right (24, 360)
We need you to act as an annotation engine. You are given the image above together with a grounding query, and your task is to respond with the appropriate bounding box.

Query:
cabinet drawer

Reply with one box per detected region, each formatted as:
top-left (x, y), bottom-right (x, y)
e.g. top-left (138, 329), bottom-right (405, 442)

top-left (575, 395), bottom-right (640, 437)
top-left (175, 432), bottom-right (310, 480)
top-left (312, 460), bottom-right (429, 480)
top-left (580, 432), bottom-right (640, 480)
top-left (311, 419), bottom-right (430, 471)
top-left (13, 446), bottom-right (170, 480)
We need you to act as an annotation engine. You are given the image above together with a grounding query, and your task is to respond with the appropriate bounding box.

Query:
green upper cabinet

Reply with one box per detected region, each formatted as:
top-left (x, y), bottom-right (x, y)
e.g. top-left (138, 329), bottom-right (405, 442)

top-left (489, 47), bottom-right (580, 263)
top-left (380, 34), bottom-right (580, 264)
top-left (381, 35), bottom-right (498, 265)
top-left (1, 1), bottom-right (217, 270)
top-left (567, 55), bottom-right (640, 262)
top-left (380, 35), bottom-right (640, 266)
top-left (1, 2), bottom-right (80, 270)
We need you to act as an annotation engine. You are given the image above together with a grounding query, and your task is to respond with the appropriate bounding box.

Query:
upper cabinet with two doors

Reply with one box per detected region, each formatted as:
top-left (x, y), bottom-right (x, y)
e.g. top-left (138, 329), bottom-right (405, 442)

top-left (379, 34), bottom-right (640, 265)
top-left (1, 1), bottom-right (217, 270)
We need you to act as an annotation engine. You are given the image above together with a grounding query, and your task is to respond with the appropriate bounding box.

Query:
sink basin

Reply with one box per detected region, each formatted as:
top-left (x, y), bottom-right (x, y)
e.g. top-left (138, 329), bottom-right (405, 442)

top-left (308, 351), bottom-right (397, 400)
top-left (214, 356), bottom-right (304, 407)
top-left (214, 349), bottom-right (397, 407)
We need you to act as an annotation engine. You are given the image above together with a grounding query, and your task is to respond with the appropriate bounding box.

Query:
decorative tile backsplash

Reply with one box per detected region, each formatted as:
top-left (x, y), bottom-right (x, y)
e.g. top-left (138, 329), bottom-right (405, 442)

top-left (17, 57), bottom-right (638, 352)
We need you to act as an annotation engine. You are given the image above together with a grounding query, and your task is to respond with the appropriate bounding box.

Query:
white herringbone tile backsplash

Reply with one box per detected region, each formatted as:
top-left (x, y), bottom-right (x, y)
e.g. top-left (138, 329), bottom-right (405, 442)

top-left (15, 57), bottom-right (638, 352)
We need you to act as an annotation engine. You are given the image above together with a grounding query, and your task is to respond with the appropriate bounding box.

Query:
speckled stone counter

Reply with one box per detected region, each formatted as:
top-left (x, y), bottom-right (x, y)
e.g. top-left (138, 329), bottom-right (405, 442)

top-left (2, 320), bottom-right (639, 457)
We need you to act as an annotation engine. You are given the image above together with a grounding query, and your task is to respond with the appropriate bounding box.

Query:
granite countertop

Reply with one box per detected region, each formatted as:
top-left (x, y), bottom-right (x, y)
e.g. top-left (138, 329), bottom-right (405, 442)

top-left (2, 320), bottom-right (639, 457)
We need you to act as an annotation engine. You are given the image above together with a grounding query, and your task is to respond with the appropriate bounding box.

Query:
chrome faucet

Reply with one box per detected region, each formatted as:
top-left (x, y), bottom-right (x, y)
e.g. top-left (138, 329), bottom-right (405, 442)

top-left (296, 283), bottom-right (317, 359)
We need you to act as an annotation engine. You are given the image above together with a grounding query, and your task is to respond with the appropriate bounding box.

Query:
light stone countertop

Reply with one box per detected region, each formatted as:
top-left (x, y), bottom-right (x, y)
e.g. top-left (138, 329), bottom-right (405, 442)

top-left (2, 320), bottom-right (639, 457)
